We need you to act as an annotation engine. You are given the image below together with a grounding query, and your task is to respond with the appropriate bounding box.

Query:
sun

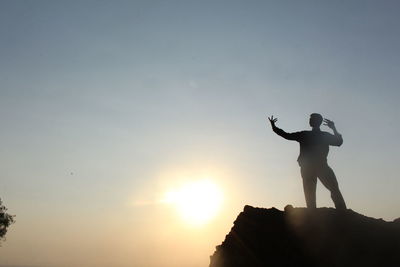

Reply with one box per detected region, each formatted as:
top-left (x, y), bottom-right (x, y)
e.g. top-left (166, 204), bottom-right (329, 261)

top-left (163, 179), bottom-right (223, 226)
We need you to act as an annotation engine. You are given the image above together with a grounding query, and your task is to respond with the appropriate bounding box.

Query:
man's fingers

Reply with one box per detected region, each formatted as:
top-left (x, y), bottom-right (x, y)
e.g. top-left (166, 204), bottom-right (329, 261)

top-left (268, 115), bottom-right (278, 125)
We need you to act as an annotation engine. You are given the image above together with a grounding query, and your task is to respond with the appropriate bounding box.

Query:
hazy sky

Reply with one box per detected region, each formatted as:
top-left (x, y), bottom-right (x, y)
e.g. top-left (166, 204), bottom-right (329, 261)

top-left (1, 1), bottom-right (400, 266)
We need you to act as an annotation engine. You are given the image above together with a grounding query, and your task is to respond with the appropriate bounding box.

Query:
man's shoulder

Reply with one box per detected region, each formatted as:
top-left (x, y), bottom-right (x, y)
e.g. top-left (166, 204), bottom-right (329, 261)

top-left (298, 130), bottom-right (311, 135)
top-left (321, 131), bottom-right (334, 136)
top-left (321, 131), bottom-right (335, 137)
top-left (293, 130), bottom-right (308, 140)
top-left (302, 130), bottom-right (334, 138)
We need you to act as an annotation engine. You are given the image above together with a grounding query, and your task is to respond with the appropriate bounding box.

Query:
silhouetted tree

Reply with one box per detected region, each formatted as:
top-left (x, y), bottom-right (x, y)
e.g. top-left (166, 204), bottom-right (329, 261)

top-left (0, 198), bottom-right (15, 243)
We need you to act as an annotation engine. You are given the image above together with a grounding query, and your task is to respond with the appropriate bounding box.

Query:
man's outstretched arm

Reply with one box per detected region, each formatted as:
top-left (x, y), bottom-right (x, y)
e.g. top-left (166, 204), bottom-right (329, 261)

top-left (323, 118), bottom-right (343, 146)
top-left (268, 115), bottom-right (300, 141)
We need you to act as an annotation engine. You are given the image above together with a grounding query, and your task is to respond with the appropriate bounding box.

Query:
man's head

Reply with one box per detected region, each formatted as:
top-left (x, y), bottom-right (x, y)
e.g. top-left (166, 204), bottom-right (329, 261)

top-left (309, 113), bottom-right (323, 128)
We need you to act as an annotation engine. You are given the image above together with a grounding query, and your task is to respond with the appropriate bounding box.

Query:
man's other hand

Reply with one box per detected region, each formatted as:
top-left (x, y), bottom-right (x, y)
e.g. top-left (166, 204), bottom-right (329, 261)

top-left (323, 118), bottom-right (335, 129)
top-left (268, 115), bottom-right (278, 128)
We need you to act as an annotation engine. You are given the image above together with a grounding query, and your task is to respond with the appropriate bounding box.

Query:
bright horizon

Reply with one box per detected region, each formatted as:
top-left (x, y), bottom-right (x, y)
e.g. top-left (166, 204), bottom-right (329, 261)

top-left (1, 1), bottom-right (400, 266)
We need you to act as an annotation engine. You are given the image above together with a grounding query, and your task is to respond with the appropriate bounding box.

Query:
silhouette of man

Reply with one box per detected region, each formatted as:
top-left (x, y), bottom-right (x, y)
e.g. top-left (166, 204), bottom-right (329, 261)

top-left (268, 113), bottom-right (347, 210)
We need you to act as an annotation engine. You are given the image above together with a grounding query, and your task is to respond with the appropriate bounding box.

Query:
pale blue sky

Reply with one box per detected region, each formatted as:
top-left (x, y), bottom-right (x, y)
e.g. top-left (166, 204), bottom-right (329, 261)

top-left (0, 1), bottom-right (399, 266)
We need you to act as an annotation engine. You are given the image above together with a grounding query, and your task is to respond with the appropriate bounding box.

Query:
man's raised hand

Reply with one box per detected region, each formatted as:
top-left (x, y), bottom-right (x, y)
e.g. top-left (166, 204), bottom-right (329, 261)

top-left (323, 118), bottom-right (335, 129)
top-left (268, 115), bottom-right (278, 128)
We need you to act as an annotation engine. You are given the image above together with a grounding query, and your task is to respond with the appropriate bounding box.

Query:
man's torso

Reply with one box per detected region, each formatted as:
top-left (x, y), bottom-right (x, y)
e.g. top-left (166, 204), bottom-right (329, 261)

top-left (296, 130), bottom-right (335, 166)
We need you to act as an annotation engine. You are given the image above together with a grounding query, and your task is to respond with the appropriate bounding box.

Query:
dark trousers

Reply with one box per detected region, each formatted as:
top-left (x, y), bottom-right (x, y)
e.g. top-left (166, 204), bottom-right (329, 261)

top-left (300, 163), bottom-right (347, 209)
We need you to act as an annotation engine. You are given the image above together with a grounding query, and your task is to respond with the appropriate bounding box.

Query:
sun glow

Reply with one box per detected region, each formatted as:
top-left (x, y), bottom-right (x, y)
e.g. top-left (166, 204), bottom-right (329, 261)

top-left (163, 179), bottom-right (223, 226)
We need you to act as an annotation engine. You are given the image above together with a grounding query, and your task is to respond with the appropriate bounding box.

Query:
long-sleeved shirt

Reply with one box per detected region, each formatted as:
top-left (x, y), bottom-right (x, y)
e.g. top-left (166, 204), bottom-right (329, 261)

top-left (272, 126), bottom-right (343, 166)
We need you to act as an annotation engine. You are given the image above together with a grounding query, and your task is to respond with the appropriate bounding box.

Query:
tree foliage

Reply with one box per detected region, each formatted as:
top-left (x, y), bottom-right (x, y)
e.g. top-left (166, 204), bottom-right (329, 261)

top-left (0, 198), bottom-right (15, 243)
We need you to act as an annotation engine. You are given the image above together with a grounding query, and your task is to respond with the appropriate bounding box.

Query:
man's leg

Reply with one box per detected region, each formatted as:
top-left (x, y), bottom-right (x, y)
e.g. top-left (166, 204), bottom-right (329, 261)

top-left (318, 165), bottom-right (347, 210)
top-left (300, 167), bottom-right (317, 208)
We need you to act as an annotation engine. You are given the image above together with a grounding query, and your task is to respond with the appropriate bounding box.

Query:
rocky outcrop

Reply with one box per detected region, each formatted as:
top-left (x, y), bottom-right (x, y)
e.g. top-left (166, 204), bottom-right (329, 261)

top-left (210, 205), bottom-right (400, 267)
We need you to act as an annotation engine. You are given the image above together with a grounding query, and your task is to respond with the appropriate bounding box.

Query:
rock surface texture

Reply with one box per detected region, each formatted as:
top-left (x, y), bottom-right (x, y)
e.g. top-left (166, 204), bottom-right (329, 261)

top-left (210, 205), bottom-right (400, 267)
